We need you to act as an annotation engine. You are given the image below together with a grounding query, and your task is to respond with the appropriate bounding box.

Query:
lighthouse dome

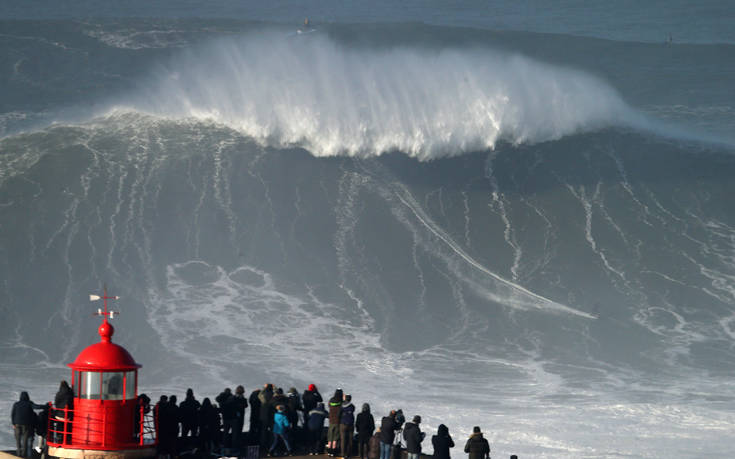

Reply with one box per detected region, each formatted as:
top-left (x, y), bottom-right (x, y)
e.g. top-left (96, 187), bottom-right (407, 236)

top-left (70, 342), bottom-right (140, 371)
top-left (68, 320), bottom-right (141, 371)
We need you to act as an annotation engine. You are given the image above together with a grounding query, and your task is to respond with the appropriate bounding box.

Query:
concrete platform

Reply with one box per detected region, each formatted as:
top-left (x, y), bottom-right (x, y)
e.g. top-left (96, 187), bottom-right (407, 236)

top-left (47, 447), bottom-right (156, 459)
top-left (2, 447), bottom-right (156, 459)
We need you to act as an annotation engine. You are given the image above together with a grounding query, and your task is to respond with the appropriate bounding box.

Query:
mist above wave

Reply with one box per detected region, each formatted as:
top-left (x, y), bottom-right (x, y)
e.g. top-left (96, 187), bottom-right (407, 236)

top-left (122, 32), bottom-right (635, 159)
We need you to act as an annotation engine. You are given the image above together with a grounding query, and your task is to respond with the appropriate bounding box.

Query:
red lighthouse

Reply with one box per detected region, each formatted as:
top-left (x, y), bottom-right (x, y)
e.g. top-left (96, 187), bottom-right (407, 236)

top-left (48, 289), bottom-right (157, 459)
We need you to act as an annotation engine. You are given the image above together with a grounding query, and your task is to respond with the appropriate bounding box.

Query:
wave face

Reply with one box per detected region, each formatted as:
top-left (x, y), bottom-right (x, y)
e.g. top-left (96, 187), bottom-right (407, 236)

top-left (2, 18), bottom-right (735, 458)
top-left (126, 33), bottom-right (634, 158)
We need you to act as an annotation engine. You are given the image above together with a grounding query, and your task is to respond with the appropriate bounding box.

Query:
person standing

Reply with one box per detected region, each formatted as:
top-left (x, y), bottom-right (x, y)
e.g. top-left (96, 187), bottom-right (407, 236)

top-left (198, 398), bottom-right (220, 455)
top-left (463, 427), bottom-right (490, 459)
top-left (258, 384), bottom-right (275, 448)
top-left (431, 424), bottom-right (454, 459)
top-left (269, 405), bottom-right (292, 456)
top-left (270, 388), bottom-right (289, 436)
top-left (233, 386), bottom-right (248, 454)
top-left (286, 388), bottom-right (302, 450)
top-left (326, 389), bottom-right (343, 456)
top-left (168, 394), bottom-right (181, 453)
top-left (339, 395), bottom-right (355, 458)
top-left (248, 388), bottom-right (262, 442)
top-left (355, 403), bottom-right (375, 459)
top-left (179, 389), bottom-right (201, 439)
top-left (302, 384), bottom-right (322, 415)
top-left (379, 411), bottom-right (400, 459)
top-left (306, 402), bottom-right (328, 455)
top-left (11, 392), bottom-right (40, 457)
top-left (53, 380), bottom-right (74, 444)
top-left (403, 416), bottom-right (424, 459)
top-left (216, 388), bottom-right (235, 453)
top-left (155, 395), bottom-right (172, 459)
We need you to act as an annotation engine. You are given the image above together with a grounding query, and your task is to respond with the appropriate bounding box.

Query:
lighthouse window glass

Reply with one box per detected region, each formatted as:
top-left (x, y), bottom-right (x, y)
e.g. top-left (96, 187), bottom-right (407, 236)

top-left (124, 371), bottom-right (136, 400)
top-left (102, 372), bottom-right (124, 400)
top-left (80, 371), bottom-right (102, 400)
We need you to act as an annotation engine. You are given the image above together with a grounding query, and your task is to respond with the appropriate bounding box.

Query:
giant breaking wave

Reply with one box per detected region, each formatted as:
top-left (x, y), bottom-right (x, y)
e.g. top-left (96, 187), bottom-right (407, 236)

top-left (112, 32), bottom-right (638, 159)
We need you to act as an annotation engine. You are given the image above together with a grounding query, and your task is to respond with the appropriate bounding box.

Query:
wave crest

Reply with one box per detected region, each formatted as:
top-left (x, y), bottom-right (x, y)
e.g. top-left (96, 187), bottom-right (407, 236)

top-left (127, 32), bottom-right (634, 159)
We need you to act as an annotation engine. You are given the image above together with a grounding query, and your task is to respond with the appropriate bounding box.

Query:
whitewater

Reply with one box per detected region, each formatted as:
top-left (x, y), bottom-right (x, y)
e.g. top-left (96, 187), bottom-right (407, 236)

top-left (123, 33), bottom-right (638, 159)
top-left (2, 3), bottom-right (735, 458)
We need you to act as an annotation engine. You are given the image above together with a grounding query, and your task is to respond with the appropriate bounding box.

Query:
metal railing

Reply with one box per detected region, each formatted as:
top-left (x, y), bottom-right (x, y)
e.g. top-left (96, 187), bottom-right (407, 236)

top-left (46, 402), bottom-right (157, 450)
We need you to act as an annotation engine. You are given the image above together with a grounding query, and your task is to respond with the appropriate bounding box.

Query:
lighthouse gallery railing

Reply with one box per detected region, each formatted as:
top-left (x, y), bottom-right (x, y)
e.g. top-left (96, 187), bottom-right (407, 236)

top-left (46, 402), bottom-right (157, 450)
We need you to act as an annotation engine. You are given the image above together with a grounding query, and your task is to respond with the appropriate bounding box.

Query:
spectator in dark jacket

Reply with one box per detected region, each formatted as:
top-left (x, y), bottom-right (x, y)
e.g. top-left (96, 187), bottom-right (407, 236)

top-left (53, 380), bottom-right (74, 444)
top-left (306, 402), bottom-right (328, 455)
top-left (302, 384), bottom-right (322, 415)
top-left (463, 427), bottom-right (489, 459)
top-left (355, 403), bottom-right (375, 459)
top-left (11, 392), bottom-right (41, 457)
top-left (232, 386), bottom-right (248, 454)
top-left (179, 389), bottom-right (201, 438)
top-left (403, 416), bottom-right (424, 459)
top-left (326, 389), bottom-right (343, 456)
top-left (249, 388), bottom-right (262, 439)
top-left (155, 396), bottom-right (173, 459)
top-left (379, 411), bottom-right (400, 459)
top-left (199, 398), bottom-right (220, 454)
top-left (168, 395), bottom-right (180, 442)
top-left (258, 384), bottom-right (274, 448)
top-left (286, 388), bottom-right (301, 426)
top-left (286, 388), bottom-right (303, 451)
top-left (220, 388), bottom-right (239, 453)
top-left (339, 395), bottom-right (355, 458)
top-left (431, 424), bottom-right (454, 459)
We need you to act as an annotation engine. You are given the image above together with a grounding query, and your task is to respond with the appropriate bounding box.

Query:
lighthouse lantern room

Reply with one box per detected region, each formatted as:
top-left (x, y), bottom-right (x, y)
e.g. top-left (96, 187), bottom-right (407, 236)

top-left (48, 289), bottom-right (157, 459)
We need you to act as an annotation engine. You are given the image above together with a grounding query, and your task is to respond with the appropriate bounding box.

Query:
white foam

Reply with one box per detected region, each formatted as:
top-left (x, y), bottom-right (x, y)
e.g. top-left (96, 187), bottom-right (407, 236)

top-left (116, 32), bottom-right (634, 159)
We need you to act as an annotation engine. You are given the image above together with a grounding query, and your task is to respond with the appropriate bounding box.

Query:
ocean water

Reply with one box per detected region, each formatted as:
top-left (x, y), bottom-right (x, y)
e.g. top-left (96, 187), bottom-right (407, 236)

top-left (1, 2), bottom-right (735, 458)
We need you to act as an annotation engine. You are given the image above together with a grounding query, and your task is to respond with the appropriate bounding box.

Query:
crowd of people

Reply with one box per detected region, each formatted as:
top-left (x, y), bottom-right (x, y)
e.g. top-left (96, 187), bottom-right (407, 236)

top-left (11, 382), bottom-right (507, 459)
top-left (9, 382), bottom-right (76, 458)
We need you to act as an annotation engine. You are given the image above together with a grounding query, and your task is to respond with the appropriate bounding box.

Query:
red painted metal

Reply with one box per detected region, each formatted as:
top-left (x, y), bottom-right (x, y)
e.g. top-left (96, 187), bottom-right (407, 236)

top-left (46, 288), bottom-right (156, 451)
top-left (69, 320), bottom-right (140, 371)
top-left (47, 403), bottom-right (156, 450)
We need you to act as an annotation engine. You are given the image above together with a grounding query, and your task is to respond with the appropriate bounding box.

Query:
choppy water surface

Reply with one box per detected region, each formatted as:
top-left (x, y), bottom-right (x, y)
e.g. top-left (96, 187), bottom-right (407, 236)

top-left (1, 3), bottom-right (735, 458)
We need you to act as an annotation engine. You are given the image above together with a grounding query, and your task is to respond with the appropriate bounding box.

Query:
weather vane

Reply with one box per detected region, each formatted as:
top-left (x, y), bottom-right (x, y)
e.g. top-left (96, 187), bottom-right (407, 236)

top-left (89, 285), bottom-right (120, 319)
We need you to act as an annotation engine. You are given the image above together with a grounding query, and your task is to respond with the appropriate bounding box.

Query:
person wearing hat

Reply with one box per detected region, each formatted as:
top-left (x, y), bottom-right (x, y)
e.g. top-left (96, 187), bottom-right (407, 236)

top-left (463, 427), bottom-right (489, 459)
top-left (302, 384), bottom-right (323, 414)
top-left (339, 394), bottom-right (356, 458)
top-left (355, 403), bottom-right (375, 459)
top-left (403, 415), bottom-right (425, 459)
top-left (306, 402), bottom-right (328, 455)
top-left (327, 389), bottom-right (344, 456)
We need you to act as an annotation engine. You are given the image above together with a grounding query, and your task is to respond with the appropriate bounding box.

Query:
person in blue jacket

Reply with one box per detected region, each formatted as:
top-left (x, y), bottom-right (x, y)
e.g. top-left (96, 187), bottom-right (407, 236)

top-left (269, 405), bottom-right (292, 456)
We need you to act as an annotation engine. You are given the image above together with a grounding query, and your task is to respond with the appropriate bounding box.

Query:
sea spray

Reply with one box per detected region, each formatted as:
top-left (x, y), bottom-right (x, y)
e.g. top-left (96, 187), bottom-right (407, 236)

top-left (120, 32), bottom-right (634, 159)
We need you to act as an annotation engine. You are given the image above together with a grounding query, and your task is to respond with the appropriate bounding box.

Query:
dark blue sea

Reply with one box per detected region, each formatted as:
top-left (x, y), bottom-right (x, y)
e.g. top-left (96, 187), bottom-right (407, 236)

top-left (2, 2), bottom-right (735, 457)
